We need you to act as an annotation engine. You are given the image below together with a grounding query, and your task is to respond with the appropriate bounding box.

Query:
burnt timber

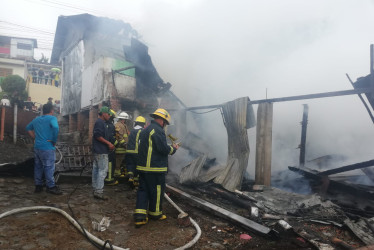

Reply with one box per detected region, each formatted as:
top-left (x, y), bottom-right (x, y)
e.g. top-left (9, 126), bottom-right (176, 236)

top-left (166, 184), bottom-right (277, 237)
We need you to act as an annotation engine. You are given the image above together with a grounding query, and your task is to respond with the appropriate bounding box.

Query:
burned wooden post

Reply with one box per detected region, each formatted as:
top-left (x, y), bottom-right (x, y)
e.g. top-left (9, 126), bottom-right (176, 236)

top-left (346, 73), bottom-right (374, 123)
top-left (255, 102), bottom-right (273, 186)
top-left (0, 106), bottom-right (4, 141)
top-left (13, 104), bottom-right (17, 144)
top-left (299, 104), bottom-right (309, 167)
top-left (370, 44), bottom-right (374, 98)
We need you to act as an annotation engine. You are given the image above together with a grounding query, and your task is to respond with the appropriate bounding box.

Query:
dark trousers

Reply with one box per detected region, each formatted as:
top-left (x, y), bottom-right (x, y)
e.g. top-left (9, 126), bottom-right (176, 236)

top-left (134, 172), bottom-right (165, 220)
top-left (126, 154), bottom-right (137, 176)
top-left (105, 151), bottom-right (116, 182)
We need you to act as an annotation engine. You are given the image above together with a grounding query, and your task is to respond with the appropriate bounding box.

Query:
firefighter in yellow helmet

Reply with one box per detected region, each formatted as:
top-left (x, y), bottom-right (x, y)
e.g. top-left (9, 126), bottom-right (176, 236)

top-left (114, 111), bottom-right (130, 177)
top-left (105, 109), bottom-right (118, 185)
top-left (134, 108), bottom-right (179, 227)
top-left (125, 116), bottom-right (146, 187)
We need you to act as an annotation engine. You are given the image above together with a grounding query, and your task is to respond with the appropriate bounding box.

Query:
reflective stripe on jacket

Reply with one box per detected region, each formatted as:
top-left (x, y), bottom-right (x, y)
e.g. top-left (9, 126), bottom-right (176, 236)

top-left (136, 120), bottom-right (177, 173)
top-left (126, 126), bottom-right (142, 154)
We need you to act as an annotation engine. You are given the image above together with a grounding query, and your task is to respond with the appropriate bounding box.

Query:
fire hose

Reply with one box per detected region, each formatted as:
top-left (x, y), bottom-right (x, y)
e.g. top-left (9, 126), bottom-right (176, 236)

top-left (164, 193), bottom-right (202, 249)
top-left (0, 199), bottom-right (201, 249)
top-left (0, 206), bottom-right (129, 250)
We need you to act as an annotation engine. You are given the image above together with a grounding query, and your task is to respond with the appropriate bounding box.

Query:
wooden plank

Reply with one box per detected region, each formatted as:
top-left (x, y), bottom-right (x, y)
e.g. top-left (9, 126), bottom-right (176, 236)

top-left (255, 103), bottom-right (273, 186)
top-left (183, 88), bottom-right (373, 111)
top-left (318, 160), bottom-right (374, 176)
top-left (166, 184), bottom-right (275, 236)
top-left (344, 218), bottom-right (374, 245)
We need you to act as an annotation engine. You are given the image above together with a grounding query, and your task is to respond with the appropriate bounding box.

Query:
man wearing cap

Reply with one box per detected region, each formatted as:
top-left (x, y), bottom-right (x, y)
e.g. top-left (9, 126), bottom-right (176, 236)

top-left (134, 108), bottom-right (179, 227)
top-left (92, 106), bottom-right (115, 200)
top-left (104, 109), bottom-right (118, 186)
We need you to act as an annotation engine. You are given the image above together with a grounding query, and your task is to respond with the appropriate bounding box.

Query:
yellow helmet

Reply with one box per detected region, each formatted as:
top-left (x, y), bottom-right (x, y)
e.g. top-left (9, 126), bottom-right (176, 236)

top-left (135, 116), bottom-right (146, 123)
top-left (150, 108), bottom-right (171, 124)
top-left (110, 109), bottom-right (117, 117)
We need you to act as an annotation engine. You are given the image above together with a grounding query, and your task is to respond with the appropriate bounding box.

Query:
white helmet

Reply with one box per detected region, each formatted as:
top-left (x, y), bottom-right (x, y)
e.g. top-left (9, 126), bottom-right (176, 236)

top-left (118, 111), bottom-right (130, 120)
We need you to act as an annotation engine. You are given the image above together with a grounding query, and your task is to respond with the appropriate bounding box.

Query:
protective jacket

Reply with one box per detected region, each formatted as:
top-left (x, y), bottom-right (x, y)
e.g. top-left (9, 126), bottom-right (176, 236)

top-left (126, 125), bottom-right (143, 154)
top-left (136, 120), bottom-right (177, 173)
top-left (114, 121), bottom-right (130, 154)
top-left (126, 125), bottom-right (143, 176)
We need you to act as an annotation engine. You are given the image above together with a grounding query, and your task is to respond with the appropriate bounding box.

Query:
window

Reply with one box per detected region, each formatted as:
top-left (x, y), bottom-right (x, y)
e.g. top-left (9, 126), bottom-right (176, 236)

top-left (17, 43), bottom-right (32, 50)
top-left (0, 68), bottom-right (13, 77)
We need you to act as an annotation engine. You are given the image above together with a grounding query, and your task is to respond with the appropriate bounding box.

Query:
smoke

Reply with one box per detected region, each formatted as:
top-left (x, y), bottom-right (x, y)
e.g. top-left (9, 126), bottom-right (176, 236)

top-left (128, 0), bottom-right (374, 180)
top-left (4, 0), bottom-right (374, 184)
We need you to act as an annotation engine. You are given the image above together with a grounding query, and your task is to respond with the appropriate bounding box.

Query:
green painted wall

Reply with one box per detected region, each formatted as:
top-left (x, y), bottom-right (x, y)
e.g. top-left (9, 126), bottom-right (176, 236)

top-left (113, 60), bottom-right (135, 77)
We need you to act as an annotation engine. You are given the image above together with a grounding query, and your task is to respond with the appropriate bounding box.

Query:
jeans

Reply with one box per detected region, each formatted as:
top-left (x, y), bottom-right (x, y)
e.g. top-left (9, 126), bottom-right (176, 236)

top-left (34, 149), bottom-right (56, 188)
top-left (92, 154), bottom-right (108, 194)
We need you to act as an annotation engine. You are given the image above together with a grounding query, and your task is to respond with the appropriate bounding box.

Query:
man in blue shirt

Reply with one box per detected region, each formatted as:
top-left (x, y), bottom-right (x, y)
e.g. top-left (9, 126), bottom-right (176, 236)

top-left (26, 102), bottom-right (61, 195)
top-left (92, 106), bottom-right (115, 200)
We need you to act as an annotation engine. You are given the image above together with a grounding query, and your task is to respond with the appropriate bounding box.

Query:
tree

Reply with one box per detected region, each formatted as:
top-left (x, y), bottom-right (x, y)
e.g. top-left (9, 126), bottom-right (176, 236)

top-left (38, 53), bottom-right (49, 64)
top-left (0, 75), bottom-right (28, 106)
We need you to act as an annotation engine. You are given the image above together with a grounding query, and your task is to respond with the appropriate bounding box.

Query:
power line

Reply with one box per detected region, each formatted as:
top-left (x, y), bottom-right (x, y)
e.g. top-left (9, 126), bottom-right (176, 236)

top-left (0, 26), bottom-right (54, 37)
top-left (23, 0), bottom-right (88, 15)
top-left (41, 0), bottom-right (107, 16)
top-left (22, 0), bottom-right (107, 17)
top-left (0, 21), bottom-right (54, 35)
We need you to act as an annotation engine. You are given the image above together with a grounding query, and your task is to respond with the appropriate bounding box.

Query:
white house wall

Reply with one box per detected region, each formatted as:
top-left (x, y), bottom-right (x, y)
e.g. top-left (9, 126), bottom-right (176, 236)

top-left (81, 57), bottom-right (136, 109)
top-left (10, 38), bottom-right (34, 59)
top-left (0, 58), bottom-right (25, 78)
top-left (113, 73), bottom-right (136, 100)
top-left (81, 57), bottom-right (110, 108)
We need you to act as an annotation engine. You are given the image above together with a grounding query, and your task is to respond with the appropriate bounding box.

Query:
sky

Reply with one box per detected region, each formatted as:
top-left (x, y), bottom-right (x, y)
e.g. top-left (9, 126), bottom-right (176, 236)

top-left (2, 0), bottom-right (374, 176)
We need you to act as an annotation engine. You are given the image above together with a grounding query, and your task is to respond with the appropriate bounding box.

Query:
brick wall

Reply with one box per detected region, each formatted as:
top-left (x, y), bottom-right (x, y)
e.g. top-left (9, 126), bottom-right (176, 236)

top-left (88, 107), bottom-right (98, 143)
top-left (69, 114), bottom-right (77, 132)
top-left (110, 97), bottom-right (121, 112)
top-left (0, 106), bottom-right (38, 136)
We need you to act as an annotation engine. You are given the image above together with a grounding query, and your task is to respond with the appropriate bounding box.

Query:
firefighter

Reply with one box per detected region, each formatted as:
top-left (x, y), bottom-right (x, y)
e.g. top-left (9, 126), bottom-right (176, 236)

top-left (126, 116), bottom-right (146, 188)
top-left (134, 108), bottom-right (179, 227)
top-left (114, 111), bottom-right (130, 177)
top-left (105, 109), bottom-right (118, 185)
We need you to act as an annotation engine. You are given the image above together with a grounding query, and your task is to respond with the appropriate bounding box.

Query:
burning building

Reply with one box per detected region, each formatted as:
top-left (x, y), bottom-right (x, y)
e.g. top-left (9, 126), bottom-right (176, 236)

top-left (50, 14), bottom-right (181, 143)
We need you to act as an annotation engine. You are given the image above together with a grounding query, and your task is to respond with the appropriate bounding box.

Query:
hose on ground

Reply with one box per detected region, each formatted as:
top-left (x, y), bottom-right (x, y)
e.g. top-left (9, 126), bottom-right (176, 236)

top-left (0, 206), bottom-right (129, 250)
top-left (1, 197), bottom-right (201, 249)
top-left (164, 193), bottom-right (202, 249)
top-left (55, 145), bottom-right (63, 164)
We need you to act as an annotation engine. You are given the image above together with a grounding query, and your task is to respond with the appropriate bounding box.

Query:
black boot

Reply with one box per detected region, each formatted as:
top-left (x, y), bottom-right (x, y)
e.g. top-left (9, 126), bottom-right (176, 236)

top-left (34, 185), bottom-right (43, 193)
top-left (46, 186), bottom-right (63, 195)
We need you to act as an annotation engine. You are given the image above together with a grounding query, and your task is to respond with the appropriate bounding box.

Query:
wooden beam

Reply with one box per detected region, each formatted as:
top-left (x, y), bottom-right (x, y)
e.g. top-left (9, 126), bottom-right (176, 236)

top-left (317, 159), bottom-right (374, 176)
top-left (184, 88), bottom-right (373, 111)
top-left (166, 184), bottom-right (275, 236)
top-left (346, 73), bottom-right (374, 123)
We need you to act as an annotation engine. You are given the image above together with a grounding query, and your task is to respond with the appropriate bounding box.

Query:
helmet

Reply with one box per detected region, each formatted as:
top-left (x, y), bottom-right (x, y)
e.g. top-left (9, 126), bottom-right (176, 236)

top-left (118, 111), bottom-right (130, 120)
top-left (150, 108), bottom-right (171, 125)
top-left (110, 109), bottom-right (117, 117)
top-left (135, 116), bottom-right (146, 123)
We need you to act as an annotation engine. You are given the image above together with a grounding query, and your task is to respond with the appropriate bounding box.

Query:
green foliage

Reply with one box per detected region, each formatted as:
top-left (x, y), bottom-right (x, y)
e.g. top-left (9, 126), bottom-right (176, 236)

top-left (0, 75), bottom-right (26, 94)
top-left (0, 75), bottom-right (27, 105)
top-left (0, 76), bottom-right (5, 86)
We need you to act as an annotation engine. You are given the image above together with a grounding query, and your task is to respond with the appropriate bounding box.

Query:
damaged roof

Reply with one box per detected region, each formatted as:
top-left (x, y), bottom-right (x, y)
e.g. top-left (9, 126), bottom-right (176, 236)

top-left (50, 13), bottom-right (137, 64)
